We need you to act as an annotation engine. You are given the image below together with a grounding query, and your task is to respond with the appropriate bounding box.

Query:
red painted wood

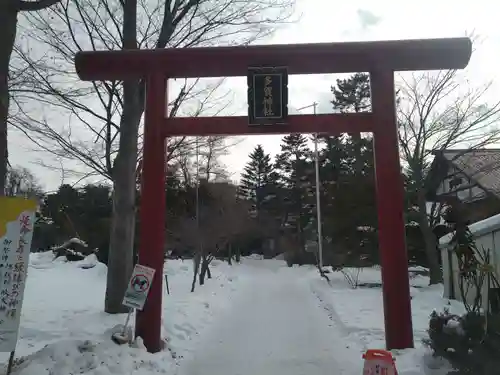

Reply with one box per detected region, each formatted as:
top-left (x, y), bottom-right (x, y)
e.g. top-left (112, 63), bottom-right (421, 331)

top-left (163, 113), bottom-right (374, 137)
top-left (135, 75), bottom-right (166, 353)
top-left (371, 69), bottom-right (414, 349)
top-left (75, 37), bottom-right (472, 80)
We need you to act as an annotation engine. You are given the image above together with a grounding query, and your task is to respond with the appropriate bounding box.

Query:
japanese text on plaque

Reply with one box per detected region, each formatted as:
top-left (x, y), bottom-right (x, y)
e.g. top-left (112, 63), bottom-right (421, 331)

top-left (0, 198), bottom-right (35, 352)
top-left (0, 214), bottom-right (31, 320)
top-left (263, 75), bottom-right (274, 117)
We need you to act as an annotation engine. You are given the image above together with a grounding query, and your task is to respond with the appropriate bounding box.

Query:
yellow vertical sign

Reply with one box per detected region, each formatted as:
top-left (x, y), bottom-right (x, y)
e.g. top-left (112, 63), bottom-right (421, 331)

top-left (0, 197), bottom-right (37, 352)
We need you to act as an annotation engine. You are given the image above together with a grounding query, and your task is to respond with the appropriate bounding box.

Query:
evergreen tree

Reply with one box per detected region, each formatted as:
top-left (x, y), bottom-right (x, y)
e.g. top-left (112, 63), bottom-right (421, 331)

top-left (239, 145), bottom-right (274, 216)
top-left (331, 73), bottom-right (371, 113)
top-left (40, 184), bottom-right (114, 262)
top-left (315, 134), bottom-right (346, 243)
top-left (275, 134), bottom-right (312, 247)
top-left (321, 73), bottom-right (378, 265)
top-left (331, 73), bottom-right (371, 174)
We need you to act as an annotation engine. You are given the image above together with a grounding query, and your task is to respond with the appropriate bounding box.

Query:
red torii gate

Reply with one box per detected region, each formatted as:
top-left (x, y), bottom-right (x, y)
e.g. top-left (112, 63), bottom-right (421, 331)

top-left (74, 37), bottom-right (472, 353)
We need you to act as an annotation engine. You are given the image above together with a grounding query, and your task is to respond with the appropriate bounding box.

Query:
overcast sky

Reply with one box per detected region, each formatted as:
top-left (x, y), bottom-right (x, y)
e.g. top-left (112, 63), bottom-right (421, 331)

top-left (8, 0), bottom-right (500, 191)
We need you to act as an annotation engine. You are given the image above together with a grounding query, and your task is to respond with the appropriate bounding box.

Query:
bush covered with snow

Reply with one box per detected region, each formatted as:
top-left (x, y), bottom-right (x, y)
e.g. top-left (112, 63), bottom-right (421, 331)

top-left (51, 238), bottom-right (98, 262)
top-left (425, 309), bottom-right (500, 374)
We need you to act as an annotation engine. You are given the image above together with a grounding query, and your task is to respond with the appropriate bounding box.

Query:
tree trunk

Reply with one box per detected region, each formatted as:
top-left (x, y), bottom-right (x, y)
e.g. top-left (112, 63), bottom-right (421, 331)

top-left (227, 243), bottom-right (232, 265)
top-left (104, 108), bottom-right (140, 313)
top-left (235, 246), bottom-right (241, 262)
top-left (417, 189), bottom-right (442, 284)
top-left (447, 249), bottom-right (455, 299)
top-left (104, 0), bottom-right (140, 314)
top-left (191, 253), bottom-right (201, 292)
top-left (0, 4), bottom-right (18, 197)
top-left (199, 261), bottom-right (206, 285)
top-left (206, 262), bottom-right (212, 279)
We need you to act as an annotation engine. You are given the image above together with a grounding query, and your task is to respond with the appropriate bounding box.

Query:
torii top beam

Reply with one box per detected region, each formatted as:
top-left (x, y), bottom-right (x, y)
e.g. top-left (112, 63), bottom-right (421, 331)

top-left (75, 37), bottom-right (472, 81)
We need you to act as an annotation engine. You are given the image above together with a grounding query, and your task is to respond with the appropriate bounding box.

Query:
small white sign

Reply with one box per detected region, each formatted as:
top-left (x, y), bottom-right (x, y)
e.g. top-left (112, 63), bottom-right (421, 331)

top-left (0, 198), bottom-right (37, 352)
top-left (122, 264), bottom-right (156, 311)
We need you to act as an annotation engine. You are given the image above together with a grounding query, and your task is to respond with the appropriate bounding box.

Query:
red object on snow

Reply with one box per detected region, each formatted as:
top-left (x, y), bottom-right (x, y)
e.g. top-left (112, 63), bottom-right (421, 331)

top-left (362, 349), bottom-right (398, 375)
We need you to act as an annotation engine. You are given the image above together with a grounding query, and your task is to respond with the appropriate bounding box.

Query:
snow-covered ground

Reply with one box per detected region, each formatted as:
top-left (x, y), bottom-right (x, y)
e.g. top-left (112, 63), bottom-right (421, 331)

top-left (2, 252), bottom-right (462, 375)
top-left (309, 267), bottom-right (464, 374)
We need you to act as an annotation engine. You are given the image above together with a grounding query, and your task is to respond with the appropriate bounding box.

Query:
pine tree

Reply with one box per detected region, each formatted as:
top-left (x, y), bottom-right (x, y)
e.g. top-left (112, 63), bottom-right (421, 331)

top-left (323, 73), bottom-right (378, 265)
top-left (239, 145), bottom-right (274, 216)
top-left (331, 73), bottom-right (371, 175)
top-left (275, 134), bottom-right (312, 247)
top-left (332, 73), bottom-right (371, 113)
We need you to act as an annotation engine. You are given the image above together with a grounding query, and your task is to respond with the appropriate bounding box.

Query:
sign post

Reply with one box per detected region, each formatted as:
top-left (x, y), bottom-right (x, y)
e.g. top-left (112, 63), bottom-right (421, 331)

top-left (123, 264), bottom-right (156, 311)
top-left (0, 197), bottom-right (37, 373)
top-left (247, 66), bottom-right (288, 125)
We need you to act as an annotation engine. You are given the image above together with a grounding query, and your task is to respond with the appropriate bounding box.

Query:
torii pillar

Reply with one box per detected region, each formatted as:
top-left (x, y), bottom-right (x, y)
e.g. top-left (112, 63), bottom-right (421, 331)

top-left (74, 37), bottom-right (472, 353)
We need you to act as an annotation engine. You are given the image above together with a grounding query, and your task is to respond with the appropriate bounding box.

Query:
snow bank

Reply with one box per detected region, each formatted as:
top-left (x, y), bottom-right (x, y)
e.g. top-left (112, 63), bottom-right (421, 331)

top-left (162, 258), bottom-right (246, 359)
top-left (307, 266), bottom-right (465, 375)
top-left (3, 253), bottom-right (248, 373)
top-left (3, 254), bottom-right (462, 375)
top-left (11, 339), bottom-right (173, 375)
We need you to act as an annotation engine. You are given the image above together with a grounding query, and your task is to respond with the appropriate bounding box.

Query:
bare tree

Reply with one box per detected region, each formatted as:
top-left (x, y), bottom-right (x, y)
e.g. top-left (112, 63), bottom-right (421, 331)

top-left (198, 137), bottom-right (230, 181)
top-left (5, 165), bottom-right (43, 198)
top-left (11, 0), bottom-right (294, 313)
top-left (191, 136), bottom-right (244, 182)
top-left (178, 180), bottom-right (250, 290)
top-left (0, 0), bottom-right (63, 196)
top-left (398, 69), bottom-right (500, 284)
top-left (198, 181), bottom-right (249, 283)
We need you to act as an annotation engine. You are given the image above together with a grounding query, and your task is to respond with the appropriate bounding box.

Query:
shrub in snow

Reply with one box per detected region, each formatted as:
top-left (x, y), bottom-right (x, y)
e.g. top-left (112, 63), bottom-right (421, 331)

top-left (340, 268), bottom-right (362, 289)
top-left (51, 237), bottom-right (98, 262)
top-left (425, 308), bottom-right (500, 374)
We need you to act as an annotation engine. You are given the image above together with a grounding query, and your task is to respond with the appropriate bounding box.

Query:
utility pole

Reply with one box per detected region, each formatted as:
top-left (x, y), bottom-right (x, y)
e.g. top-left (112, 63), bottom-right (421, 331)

top-left (312, 104), bottom-right (324, 270)
top-left (195, 136), bottom-right (203, 266)
top-left (296, 102), bottom-right (323, 270)
top-left (196, 136), bottom-right (200, 233)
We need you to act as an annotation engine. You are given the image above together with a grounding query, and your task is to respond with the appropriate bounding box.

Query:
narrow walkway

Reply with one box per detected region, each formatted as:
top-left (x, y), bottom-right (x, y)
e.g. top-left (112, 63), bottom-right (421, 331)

top-left (177, 265), bottom-right (359, 375)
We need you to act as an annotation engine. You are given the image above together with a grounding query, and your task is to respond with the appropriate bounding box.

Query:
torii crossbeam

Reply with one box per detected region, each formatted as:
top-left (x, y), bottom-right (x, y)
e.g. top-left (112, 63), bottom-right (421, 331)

top-left (74, 37), bottom-right (472, 353)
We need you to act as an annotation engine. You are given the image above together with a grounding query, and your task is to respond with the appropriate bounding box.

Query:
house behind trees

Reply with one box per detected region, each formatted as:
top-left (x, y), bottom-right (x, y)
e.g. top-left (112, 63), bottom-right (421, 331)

top-left (426, 149), bottom-right (500, 225)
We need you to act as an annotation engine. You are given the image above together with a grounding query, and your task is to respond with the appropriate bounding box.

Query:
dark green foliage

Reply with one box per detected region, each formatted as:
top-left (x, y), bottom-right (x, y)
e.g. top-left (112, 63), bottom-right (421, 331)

top-left (29, 72), bottom-right (429, 271)
top-left (331, 73), bottom-right (371, 113)
top-left (238, 144), bottom-right (276, 222)
top-left (35, 184), bottom-right (113, 263)
top-left (317, 134), bottom-right (378, 266)
top-left (31, 213), bottom-right (59, 251)
top-left (34, 174), bottom-right (251, 267)
top-left (234, 72), bottom-right (427, 267)
top-left (425, 309), bottom-right (500, 374)
top-left (323, 73), bottom-right (378, 265)
top-left (239, 145), bottom-right (273, 202)
top-left (274, 134), bottom-right (312, 246)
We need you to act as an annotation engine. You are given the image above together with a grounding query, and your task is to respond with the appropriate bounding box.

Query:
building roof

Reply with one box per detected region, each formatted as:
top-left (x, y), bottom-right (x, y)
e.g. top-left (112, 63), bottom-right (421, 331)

top-left (431, 149), bottom-right (500, 198)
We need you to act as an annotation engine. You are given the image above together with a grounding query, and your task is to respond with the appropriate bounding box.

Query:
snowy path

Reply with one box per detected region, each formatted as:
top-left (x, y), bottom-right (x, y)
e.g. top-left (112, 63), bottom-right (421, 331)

top-left (176, 264), bottom-right (359, 375)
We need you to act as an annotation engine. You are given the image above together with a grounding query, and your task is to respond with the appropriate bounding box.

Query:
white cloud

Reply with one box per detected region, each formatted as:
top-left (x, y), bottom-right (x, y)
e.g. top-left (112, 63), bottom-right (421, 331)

top-left (356, 9), bottom-right (381, 30)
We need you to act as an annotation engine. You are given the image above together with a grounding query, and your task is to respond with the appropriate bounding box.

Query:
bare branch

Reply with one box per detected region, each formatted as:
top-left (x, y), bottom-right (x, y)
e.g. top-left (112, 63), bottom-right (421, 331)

top-left (11, 0), bottom-right (295, 180)
top-left (398, 69), bottom-right (500, 174)
top-left (397, 62), bottom-right (500, 284)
